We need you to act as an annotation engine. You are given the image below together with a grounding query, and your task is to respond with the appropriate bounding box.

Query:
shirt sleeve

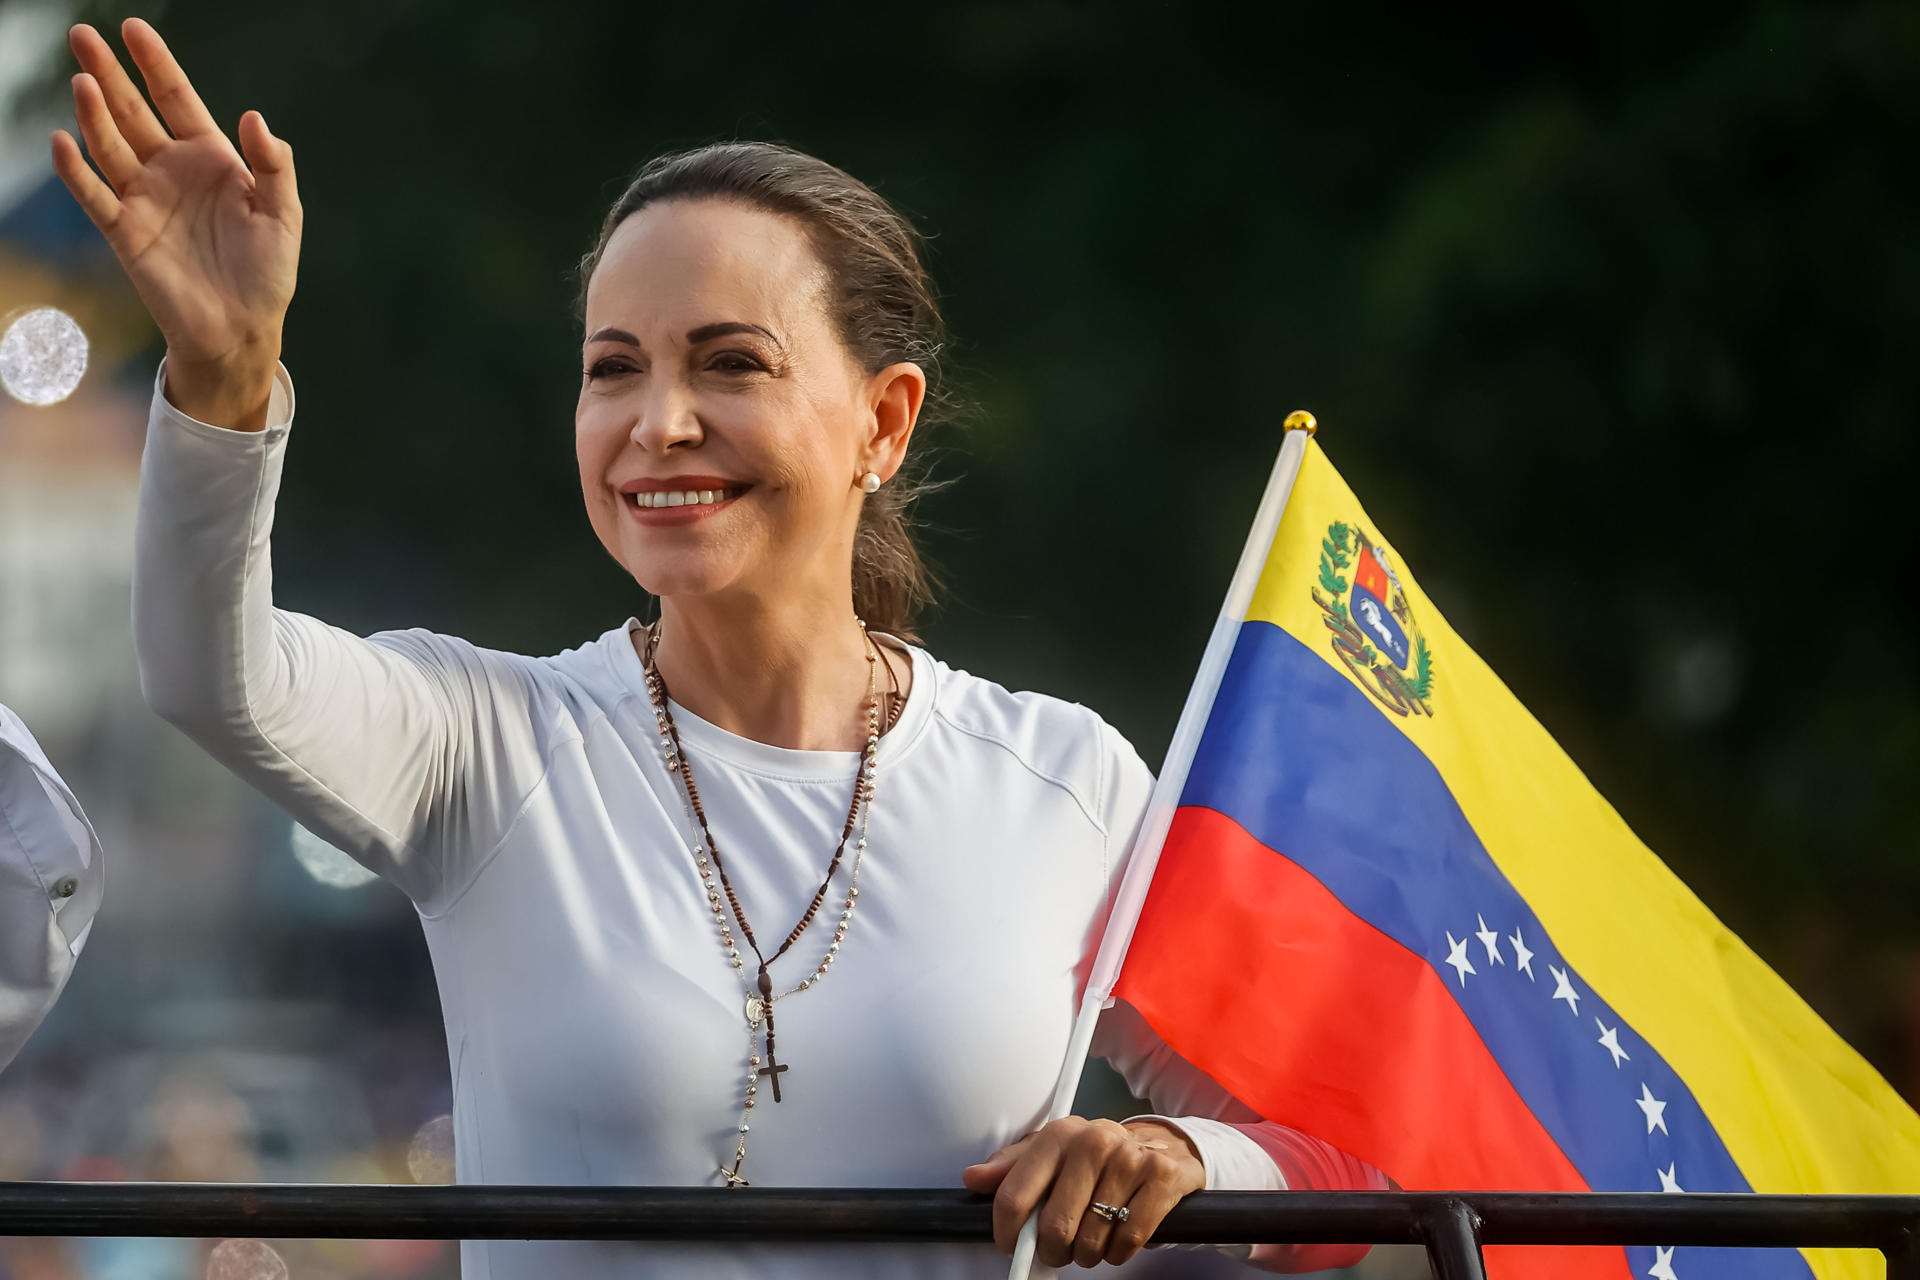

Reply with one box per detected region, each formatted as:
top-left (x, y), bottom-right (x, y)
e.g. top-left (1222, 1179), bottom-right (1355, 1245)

top-left (1089, 722), bottom-right (1388, 1273)
top-left (133, 359), bottom-right (552, 911)
top-left (0, 704), bottom-right (104, 1071)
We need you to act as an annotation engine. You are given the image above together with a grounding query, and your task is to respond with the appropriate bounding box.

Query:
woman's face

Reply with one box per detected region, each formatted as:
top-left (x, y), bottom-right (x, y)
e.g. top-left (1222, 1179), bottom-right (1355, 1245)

top-left (576, 198), bottom-right (915, 609)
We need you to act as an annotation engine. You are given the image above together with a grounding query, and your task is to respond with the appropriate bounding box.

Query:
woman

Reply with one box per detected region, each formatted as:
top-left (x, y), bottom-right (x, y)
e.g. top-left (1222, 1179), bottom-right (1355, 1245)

top-left (54, 18), bottom-right (1385, 1277)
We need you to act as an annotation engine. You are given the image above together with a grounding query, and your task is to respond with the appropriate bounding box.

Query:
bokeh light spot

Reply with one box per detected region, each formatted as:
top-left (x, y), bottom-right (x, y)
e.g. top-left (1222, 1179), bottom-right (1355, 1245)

top-left (206, 1238), bottom-right (289, 1280)
top-left (407, 1114), bottom-right (455, 1184)
top-left (0, 308), bottom-right (89, 406)
top-left (290, 822), bottom-right (380, 889)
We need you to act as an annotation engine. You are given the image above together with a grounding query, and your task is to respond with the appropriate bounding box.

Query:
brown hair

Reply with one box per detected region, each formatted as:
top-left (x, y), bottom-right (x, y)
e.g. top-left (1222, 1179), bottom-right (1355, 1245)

top-left (576, 142), bottom-right (950, 641)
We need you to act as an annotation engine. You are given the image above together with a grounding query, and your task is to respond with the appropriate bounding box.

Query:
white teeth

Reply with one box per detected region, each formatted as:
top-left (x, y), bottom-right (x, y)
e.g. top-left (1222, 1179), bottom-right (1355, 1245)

top-left (635, 488), bottom-right (733, 509)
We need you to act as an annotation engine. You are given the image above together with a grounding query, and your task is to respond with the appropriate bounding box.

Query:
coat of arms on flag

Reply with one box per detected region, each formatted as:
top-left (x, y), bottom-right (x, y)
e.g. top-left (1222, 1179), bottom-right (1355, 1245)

top-left (1313, 522), bottom-right (1435, 717)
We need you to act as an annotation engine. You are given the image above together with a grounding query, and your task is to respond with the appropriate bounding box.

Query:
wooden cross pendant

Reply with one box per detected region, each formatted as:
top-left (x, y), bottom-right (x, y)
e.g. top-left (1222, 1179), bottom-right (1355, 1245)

top-left (757, 977), bottom-right (790, 1104)
top-left (758, 1058), bottom-right (789, 1103)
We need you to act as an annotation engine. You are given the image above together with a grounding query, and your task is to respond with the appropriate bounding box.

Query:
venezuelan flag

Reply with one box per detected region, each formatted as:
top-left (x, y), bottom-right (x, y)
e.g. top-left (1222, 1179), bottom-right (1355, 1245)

top-left (1111, 434), bottom-right (1920, 1280)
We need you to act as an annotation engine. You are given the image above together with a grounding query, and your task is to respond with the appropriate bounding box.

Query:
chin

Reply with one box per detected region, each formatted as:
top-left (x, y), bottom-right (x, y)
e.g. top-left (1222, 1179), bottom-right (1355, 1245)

top-left (617, 544), bottom-right (746, 602)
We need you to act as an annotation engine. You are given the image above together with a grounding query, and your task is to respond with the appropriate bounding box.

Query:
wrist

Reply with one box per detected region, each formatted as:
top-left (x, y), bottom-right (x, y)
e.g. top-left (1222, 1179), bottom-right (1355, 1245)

top-left (162, 342), bottom-right (281, 432)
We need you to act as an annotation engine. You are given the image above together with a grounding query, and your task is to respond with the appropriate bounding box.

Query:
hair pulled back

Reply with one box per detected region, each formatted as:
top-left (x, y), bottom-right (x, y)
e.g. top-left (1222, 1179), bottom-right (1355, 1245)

top-left (577, 142), bottom-right (949, 641)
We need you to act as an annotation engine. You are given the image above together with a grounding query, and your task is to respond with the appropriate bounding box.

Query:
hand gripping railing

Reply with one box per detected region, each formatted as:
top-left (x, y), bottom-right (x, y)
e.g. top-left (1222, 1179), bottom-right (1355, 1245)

top-left (2, 1186), bottom-right (1917, 1278)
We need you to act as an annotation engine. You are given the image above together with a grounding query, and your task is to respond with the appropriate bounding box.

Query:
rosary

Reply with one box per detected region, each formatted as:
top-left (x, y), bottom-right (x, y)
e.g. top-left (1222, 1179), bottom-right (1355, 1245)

top-left (641, 619), bottom-right (891, 1188)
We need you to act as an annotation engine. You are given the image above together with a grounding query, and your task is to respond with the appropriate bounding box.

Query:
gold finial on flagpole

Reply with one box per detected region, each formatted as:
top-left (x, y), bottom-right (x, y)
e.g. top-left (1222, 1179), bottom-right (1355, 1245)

top-left (1283, 409), bottom-right (1317, 435)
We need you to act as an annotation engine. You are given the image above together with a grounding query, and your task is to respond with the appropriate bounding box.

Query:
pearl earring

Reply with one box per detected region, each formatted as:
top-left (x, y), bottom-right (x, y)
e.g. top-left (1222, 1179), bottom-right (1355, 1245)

top-left (859, 472), bottom-right (882, 493)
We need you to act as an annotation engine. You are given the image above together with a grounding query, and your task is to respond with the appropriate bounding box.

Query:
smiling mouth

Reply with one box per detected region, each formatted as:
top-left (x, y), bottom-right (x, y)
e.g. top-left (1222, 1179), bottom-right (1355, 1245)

top-left (626, 485), bottom-right (751, 511)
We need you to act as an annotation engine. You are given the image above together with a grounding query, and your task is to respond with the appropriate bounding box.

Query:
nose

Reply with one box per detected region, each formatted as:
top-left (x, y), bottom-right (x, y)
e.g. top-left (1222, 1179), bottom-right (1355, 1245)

top-left (629, 380), bottom-right (704, 453)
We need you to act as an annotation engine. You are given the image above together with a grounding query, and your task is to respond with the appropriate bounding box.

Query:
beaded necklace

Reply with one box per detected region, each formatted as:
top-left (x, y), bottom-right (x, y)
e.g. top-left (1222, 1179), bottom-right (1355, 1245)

top-left (640, 619), bottom-right (884, 1188)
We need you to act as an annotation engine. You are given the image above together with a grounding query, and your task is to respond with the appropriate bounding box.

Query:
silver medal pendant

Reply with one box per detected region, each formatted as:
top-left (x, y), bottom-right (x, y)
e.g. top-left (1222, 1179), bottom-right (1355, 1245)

top-left (745, 994), bottom-right (766, 1027)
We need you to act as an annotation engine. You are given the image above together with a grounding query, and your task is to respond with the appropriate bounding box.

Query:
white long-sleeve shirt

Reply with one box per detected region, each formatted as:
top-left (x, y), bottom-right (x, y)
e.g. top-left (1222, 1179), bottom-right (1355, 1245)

top-left (134, 361), bottom-right (1381, 1279)
top-left (0, 703), bottom-right (103, 1071)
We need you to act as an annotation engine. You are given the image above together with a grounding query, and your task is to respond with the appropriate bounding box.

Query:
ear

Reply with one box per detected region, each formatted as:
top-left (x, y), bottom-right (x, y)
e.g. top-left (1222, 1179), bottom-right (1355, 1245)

top-left (862, 361), bottom-right (927, 483)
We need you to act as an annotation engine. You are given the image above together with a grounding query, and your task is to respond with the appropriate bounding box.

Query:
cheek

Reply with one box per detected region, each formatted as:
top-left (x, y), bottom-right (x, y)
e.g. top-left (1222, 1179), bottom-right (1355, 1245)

top-left (757, 387), bottom-right (861, 502)
top-left (755, 441), bottom-right (852, 544)
top-left (574, 405), bottom-right (628, 522)
top-left (575, 395), bottom-right (623, 464)
top-left (707, 397), bottom-right (837, 504)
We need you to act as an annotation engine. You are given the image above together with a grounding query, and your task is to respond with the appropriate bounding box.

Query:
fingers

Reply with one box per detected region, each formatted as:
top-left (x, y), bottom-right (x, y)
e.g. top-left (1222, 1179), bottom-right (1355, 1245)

top-left (121, 18), bottom-right (224, 142)
top-left (989, 1132), bottom-right (1063, 1254)
top-left (238, 111), bottom-right (298, 220)
top-left (1102, 1169), bottom-right (1185, 1267)
top-left (69, 73), bottom-right (141, 195)
top-left (50, 129), bottom-right (121, 231)
top-left (1073, 1152), bottom-right (1149, 1268)
top-left (1035, 1120), bottom-right (1127, 1268)
top-left (67, 24), bottom-right (170, 158)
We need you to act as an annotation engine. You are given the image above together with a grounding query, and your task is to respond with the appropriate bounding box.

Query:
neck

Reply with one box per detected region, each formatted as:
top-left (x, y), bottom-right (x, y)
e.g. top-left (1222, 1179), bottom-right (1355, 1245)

top-left (647, 589), bottom-right (877, 751)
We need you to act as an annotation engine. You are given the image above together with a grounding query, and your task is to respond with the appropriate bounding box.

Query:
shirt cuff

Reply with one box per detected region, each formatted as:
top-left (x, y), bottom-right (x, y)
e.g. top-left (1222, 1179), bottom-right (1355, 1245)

top-left (1128, 1113), bottom-right (1286, 1190)
top-left (151, 356), bottom-right (296, 434)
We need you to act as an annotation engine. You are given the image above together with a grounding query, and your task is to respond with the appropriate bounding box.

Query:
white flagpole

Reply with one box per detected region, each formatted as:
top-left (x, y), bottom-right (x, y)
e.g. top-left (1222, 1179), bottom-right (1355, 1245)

top-left (1005, 420), bottom-right (1315, 1280)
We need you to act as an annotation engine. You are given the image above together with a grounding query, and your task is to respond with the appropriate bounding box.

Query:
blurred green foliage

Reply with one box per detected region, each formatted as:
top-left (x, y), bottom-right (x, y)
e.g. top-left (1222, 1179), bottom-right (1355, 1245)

top-left (28, 1), bottom-right (1920, 1090)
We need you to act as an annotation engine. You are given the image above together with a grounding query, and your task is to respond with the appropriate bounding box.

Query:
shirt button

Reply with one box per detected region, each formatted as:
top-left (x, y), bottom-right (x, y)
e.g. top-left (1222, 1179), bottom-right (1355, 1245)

top-left (53, 876), bottom-right (79, 899)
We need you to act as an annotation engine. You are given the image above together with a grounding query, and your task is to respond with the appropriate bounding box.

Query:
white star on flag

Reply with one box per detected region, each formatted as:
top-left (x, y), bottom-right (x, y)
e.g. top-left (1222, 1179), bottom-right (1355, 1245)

top-left (1509, 928), bottom-right (1535, 980)
top-left (1658, 1162), bottom-right (1684, 1194)
top-left (1444, 932), bottom-right (1477, 987)
top-left (1474, 914), bottom-right (1503, 964)
top-left (1597, 1019), bottom-right (1631, 1067)
top-left (1549, 964), bottom-right (1581, 1014)
top-left (1648, 1244), bottom-right (1679, 1280)
top-left (1635, 1083), bottom-right (1669, 1135)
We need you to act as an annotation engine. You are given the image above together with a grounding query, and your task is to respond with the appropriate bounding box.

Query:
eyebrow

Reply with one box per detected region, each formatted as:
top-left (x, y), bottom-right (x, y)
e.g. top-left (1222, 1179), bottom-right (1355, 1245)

top-left (687, 321), bottom-right (783, 347)
top-left (583, 322), bottom-right (784, 349)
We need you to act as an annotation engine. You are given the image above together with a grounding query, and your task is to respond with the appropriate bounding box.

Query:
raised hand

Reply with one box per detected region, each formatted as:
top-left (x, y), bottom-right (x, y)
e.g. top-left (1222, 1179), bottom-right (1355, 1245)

top-left (51, 19), bottom-right (300, 430)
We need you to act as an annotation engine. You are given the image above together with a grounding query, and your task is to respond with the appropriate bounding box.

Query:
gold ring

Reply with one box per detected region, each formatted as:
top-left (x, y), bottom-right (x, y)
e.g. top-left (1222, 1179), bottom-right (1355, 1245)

top-left (1089, 1201), bottom-right (1129, 1224)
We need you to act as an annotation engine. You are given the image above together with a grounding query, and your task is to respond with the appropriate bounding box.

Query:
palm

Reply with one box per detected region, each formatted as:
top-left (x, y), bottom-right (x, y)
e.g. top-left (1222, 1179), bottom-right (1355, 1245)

top-left (111, 136), bottom-right (298, 365)
top-left (52, 19), bottom-right (301, 370)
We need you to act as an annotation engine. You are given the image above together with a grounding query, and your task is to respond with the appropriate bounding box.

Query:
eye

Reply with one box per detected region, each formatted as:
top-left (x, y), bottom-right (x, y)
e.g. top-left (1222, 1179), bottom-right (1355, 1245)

top-left (583, 356), bottom-right (637, 381)
top-left (707, 350), bottom-right (768, 374)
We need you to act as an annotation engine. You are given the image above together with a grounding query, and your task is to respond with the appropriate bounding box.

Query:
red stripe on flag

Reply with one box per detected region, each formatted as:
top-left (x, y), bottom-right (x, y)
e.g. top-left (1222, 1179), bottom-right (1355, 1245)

top-left (1113, 806), bottom-right (1630, 1280)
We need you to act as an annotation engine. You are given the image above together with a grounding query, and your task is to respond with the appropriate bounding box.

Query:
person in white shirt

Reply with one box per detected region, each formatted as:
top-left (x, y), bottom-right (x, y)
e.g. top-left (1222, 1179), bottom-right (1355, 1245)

top-left (54, 18), bottom-right (1385, 1277)
top-left (0, 703), bottom-right (104, 1073)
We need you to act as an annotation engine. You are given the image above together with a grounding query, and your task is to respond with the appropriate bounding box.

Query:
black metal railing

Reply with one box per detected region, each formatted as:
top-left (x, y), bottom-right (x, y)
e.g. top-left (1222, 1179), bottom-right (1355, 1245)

top-left (2, 1185), bottom-right (1916, 1278)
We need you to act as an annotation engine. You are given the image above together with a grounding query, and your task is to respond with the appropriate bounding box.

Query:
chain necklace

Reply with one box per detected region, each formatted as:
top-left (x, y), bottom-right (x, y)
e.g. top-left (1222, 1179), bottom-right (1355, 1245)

top-left (640, 618), bottom-right (882, 1188)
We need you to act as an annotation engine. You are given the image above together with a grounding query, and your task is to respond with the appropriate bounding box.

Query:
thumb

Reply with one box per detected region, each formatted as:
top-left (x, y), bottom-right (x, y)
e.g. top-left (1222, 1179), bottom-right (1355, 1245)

top-left (961, 1142), bottom-right (1021, 1193)
top-left (238, 110), bottom-right (298, 219)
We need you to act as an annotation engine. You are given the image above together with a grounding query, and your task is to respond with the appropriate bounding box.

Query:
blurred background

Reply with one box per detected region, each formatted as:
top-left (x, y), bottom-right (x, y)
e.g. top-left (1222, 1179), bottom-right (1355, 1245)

top-left (0, 0), bottom-right (1915, 1276)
